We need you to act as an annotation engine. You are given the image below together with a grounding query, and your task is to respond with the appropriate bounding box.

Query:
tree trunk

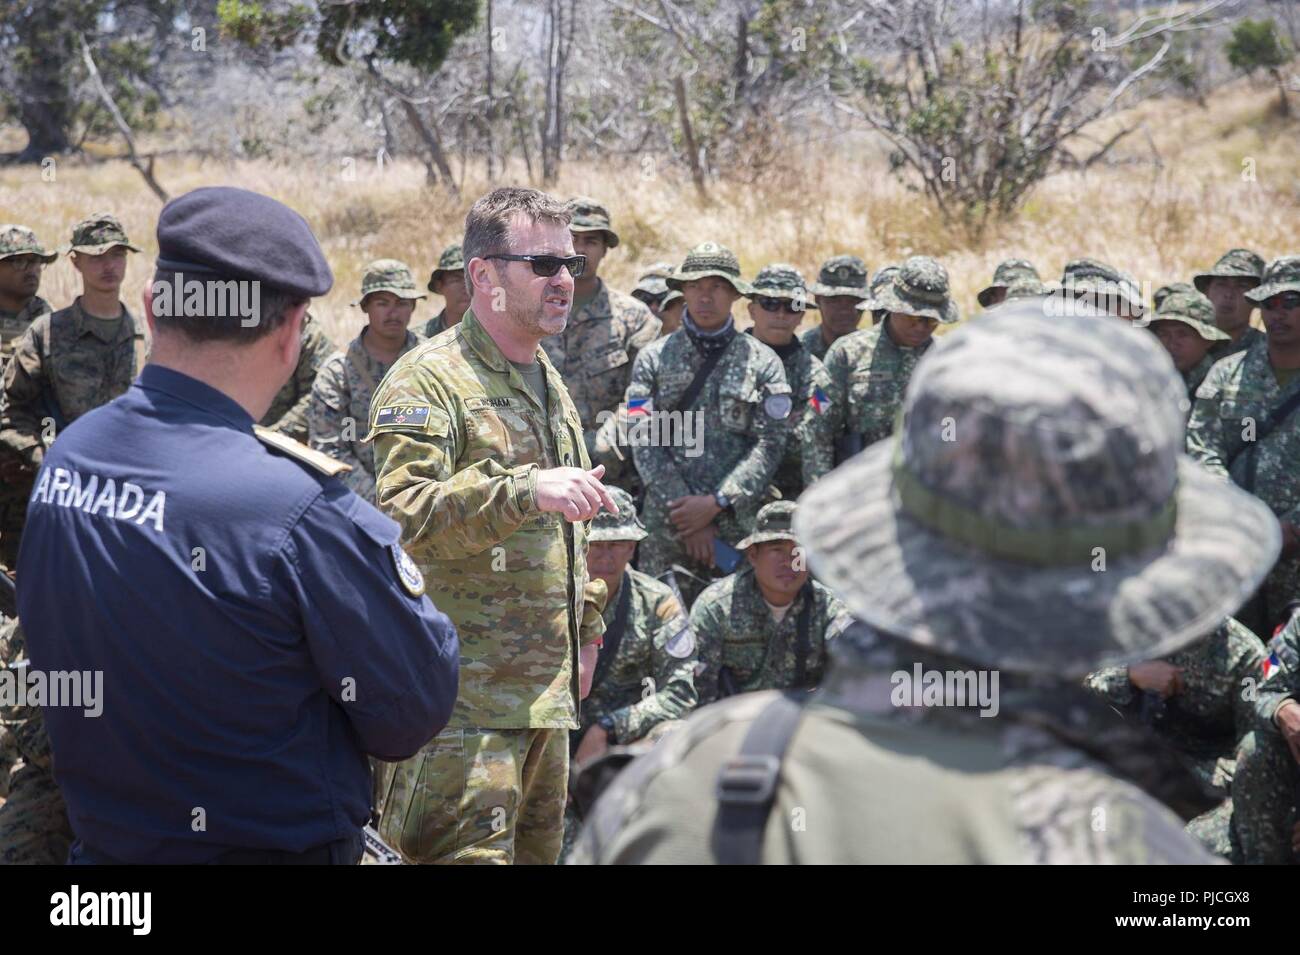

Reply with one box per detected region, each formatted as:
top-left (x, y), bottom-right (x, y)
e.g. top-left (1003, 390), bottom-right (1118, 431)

top-left (398, 97), bottom-right (459, 194)
top-left (1272, 67), bottom-right (1291, 117)
top-left (485, 0), bottom-right (496, 180)
top-left (674, 76), bottom-right (709, 202)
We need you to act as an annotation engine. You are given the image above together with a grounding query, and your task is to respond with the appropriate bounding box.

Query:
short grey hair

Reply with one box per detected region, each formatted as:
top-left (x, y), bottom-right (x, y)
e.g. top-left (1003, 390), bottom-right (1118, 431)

top-left (462, 187), bottom-right (571, 294)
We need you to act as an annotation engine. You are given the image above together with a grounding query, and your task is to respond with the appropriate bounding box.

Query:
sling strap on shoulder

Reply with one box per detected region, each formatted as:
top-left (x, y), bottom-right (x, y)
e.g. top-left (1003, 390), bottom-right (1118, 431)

top-left (711, 692), bottom-right (806, 865)
top-left (668, 345), bottom-right (728, 415)
top-left (793, 582), bottom-right (815, 688)
top-left (1227, 387), bottom-right (1300, 491)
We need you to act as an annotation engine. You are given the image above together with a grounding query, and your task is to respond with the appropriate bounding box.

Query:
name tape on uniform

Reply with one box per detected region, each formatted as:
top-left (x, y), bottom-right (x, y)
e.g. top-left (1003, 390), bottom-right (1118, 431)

top-left (30, 467), bottom-right (166, 532)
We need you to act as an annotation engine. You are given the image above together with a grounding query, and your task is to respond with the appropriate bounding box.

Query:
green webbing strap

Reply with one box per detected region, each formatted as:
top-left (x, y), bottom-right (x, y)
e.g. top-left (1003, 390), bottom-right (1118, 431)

top-left (891, 446), bottom-right (1178, 567)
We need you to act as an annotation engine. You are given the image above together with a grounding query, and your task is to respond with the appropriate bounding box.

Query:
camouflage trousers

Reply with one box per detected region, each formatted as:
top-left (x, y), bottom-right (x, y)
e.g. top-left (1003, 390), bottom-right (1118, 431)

top-left (377, 726), bottom-right (568, 865)
top-left (0, 763), bottom-right (73, 865)
top-left (1230, 727), bottom-right (1299, 864)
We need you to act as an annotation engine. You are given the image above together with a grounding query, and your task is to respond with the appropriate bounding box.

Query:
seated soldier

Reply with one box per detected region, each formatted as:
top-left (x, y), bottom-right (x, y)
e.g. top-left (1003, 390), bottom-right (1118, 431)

top-left (692, 500), bottom-right (853, 706)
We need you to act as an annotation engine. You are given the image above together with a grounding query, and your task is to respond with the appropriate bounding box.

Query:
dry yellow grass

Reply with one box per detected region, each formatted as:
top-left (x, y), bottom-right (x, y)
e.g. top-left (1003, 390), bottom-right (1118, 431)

top-left (1, 76), bottom-right (1297, 346)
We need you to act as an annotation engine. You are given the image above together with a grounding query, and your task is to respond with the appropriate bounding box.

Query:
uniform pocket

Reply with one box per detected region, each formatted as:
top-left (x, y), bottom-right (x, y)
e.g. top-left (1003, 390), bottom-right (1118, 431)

top-left (380, 729), bottom-right (466, 864)
top-left (718, 384), bottom-right (757, 433)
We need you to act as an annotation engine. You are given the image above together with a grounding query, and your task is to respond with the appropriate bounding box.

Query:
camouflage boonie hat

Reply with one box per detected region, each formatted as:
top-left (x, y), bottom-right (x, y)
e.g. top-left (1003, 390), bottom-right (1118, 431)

top-left (566, 197), bottom-right (619, 247)
top-left (1245, 256), bottom-right (1300, 303)
top-left (794, 301), bottom-right (1281, 677)
top-left (1147, 290), bottom-right (1229, 342)
top-left (869, 256), bottom-right (959, 324)
top-left (356, 259), bottom-right (426, 306)
top-left (977, 258), bottom-right (1041, 307)
top-left (633, 262), bottom-right (676, 301)
top-left (427, 243), bottom-right (464, 291)
top-left (661, 289), bottom-right (683, 308)
top-left (747, 263), bottom-right (816, 307)
top-left (810, 255), bottom-right (870, 298)
top-left (1059, 258), bottom-right (1145, 318)
top-left (66, 213), bottom-right (140, 255)
top-left (1153, 281), bottom-right (1196, 310)
top-left (1193, 248), bottom-right (1265, 294)
top-left (0, 225), bottom-right (57, 263)
top-left (857, 264), bottom-right (899, 312)
top-left (666, 241), bottom-right (751, 295)
top-left (736, 500), bottom-right (799, 550)
top-left (588, 486), bottom-right (646, 542)
top-left (1001, 274), bottom-right (1047, 303)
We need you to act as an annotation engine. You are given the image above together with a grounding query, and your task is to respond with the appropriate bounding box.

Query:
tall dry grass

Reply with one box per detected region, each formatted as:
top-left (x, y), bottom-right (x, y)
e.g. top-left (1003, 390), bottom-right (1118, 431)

top-left (2, 77), bottom-right (1297, 347)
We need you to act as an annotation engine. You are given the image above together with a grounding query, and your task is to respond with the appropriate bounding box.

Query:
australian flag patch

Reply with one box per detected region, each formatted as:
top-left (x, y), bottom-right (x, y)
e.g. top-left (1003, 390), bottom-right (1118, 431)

top-left (373, 404), bottom-right (431, 429)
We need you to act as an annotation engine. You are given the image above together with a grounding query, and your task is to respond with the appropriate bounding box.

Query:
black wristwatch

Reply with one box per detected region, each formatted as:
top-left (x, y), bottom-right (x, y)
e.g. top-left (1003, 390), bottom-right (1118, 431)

top-left (714, 491), bottom-right (732, 512)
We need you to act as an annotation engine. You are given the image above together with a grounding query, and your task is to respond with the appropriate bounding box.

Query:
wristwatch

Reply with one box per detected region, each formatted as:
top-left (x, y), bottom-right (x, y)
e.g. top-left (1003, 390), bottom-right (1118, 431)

top-left (714, 491), bottom-right (732, 512)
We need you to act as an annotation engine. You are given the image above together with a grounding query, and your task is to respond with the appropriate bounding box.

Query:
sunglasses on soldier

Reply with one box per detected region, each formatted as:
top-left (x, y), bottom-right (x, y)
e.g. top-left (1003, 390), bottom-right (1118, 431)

top-left (755, 295), bottom-right (806, 314)
top-left (1262, 291), bottom-right (1300, 311)
top-left (485, 253), bottom-right (586, 278)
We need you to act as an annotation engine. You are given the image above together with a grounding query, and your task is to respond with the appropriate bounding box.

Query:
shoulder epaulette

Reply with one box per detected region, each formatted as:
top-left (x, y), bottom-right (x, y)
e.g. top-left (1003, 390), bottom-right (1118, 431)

top-left (253, 425), bottom-right (352, 477)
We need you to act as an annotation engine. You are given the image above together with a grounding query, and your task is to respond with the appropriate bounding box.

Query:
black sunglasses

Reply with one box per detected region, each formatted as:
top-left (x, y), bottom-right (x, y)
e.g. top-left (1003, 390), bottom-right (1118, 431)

top-left (485, 253), bottom-right (586, 278)
top-left (755, 295), bottom-right (806, 314)
top-left (1263, 291), bottom-right (1300, 311)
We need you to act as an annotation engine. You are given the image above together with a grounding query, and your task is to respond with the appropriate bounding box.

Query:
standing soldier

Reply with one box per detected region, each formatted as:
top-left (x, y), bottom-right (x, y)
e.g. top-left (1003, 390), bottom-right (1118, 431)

top-left (659, 289), bottom-right (685, 336)
top-left (259, 311), bottom-right (335, 444)
top-left (309, 260), bottom-right (425, 503)
top-left (858, 263), bottom-right (899, 326)
top-left (422, 243), bottom-right (469, 337)
top-left (542, 197), bottom-right (660, 461)
top-left (823, 256), bottom-right (958, 465)
top-left (630, 262), bottom-right (676, 321)
top-left (799, 255), bottom-right (870, 361)
top-left (0, 213), bottom-right (146, 569)
top-left (628, 241), bottom-right (791, 608)
top-left (0, 226), bottom-right (55, 365)
top-left (1188, 256), bottom-right (1300, 638)
top-left (572, 304), bottom-right (1275, 865)
top-left (1056, 258), bottom-right (1145, 321)
top-left (368, 187), bottom-right (617, 865)
top-left (1153, 281), bottom-right (1197, 311)
top-left (976, 258), bottom-right (1041, 310)
top-left (1144, 289), bottom-right (1229, 403)
top-left (1193, 248), bottom-right (1267, 360)
top-left (744, 264), bottom-right (833, 501)
top-left (691, 501), bottom-right (852, 707)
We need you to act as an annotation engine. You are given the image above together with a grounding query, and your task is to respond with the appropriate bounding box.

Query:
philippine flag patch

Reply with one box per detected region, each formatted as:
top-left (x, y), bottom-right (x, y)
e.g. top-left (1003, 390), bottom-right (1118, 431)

top-left (627, 397), bottom-right (653, 417)
top-left (808, 386), bottom-right (831, 415)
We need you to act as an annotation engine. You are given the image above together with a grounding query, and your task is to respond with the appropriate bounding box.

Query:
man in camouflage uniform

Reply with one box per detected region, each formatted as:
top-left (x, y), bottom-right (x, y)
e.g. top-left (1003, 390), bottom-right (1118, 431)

top-left (630, 262), bottom-right (676, 321)
top-left (1145, 288), bottom-right (1230, 402)
top-left (823, 256), bottom-right (957, 466)
top-left (542, 198), bottom-right (660, 462)
top-left (1084, 617), bottom-right (1264, 856)
top-left (368, 187), bottom-right (615, 865)
top-left (572, 302), bottom-right (1275, 864)
top-left (0, 214), bottom-right (147, 570)
top-left (1153, 281), bottom-right (1197, 311)
top-left (627, 241), bottom-right (791, 608)
top-left (744, 264), bottom-right (833, 501)
top-left (692, 501), bottom-right (852, 706)
top-left (422, 243), bottom-right (469, 337)
top-left (0, 226), bottom-right (55, 366)
top-left (798, 255), bottom-right (870, 361)
top-left (857, 263), bottom-right (898, 326)
top-left (1194, 248), bottom-right (1267, 361)
top-left (1055, 257), bottom-right (1146, 321)
top-left (258, 312), bottom-right (334, 444)
top-left (308, 260), bottom-right (425, 502)
top-left (659, 289), bottom-right (685, 336)
top-left (976, 258), bottom-right (1042, 310)
top-left (1188, 257), bottom-right (1300, 639)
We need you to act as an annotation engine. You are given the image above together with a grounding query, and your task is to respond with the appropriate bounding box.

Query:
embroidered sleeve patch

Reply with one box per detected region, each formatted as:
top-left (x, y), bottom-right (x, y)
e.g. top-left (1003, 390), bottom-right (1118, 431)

top-left (373, 404), bottom-right (432, 430)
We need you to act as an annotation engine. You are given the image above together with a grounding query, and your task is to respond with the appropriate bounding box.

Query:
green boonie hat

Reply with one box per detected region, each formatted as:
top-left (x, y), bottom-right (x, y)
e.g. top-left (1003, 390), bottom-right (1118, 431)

top-left (0, 225), bottom-right (57, 263)
top-left (736, 500), bottom-right (799, 550)
top-left (634, 275), bottom-right (670, 299)
top-left (747, 263), bottom-right (816, 307)
top-left (427, 243), bottom-right (464, 291)
top-left (1193, 248), bottom-right (1265, 294)
top-left (857, 265), bottom-right (900, 312)
top-left (810, 255), bottom-right (870, 298)
top-left (662, 289), bottom-right (683, 307)
top-left (1001, 274), bottom-right (1048, 302)
top-left (640, 261), bottom-right (676, 282)
top-left (67, 212), bottom-right (140, 255)
top-left (1153, 282), bottom-right (1196, 311)
top-left (978, 258), bottom-right (1041, 307)
top-left (1245, 256), bottom-right (1300, 303)
top-left (870, 256), bottom-right (959, 324)
top-left (794, 301), bottom-right (1281, 677)
top-left (566, 197), bottom-right (619, 247)
top-left (356, 259), bottom-right (425, 306)
top-left (666, 241), bottom-right (751, 295)
top-left (588, 486), bottom-right (646, 542)
top-left (1147, 290), bottom-right (1229, 342)
top-left (1059, 258), bottom-right (1145, 319)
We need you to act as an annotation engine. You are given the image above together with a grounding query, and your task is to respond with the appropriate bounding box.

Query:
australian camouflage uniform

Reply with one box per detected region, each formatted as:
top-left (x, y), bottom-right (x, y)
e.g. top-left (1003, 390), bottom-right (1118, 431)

top-left (367, 307), bottom-right (606, 865)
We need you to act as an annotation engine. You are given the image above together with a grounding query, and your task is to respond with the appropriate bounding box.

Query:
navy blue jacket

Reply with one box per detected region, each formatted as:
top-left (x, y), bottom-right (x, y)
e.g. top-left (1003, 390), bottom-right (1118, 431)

top-left (18, 364), bottom-right (459, 863)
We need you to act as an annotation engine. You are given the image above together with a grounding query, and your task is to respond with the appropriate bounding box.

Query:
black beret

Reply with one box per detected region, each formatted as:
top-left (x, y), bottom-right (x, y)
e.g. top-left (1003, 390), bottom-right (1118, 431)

top-left (155, 186), bottom-right (333, 299)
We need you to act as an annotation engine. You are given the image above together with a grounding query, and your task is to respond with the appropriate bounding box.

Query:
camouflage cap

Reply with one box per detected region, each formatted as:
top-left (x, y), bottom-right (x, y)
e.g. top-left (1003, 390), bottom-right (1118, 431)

top-left (1153, 281), bottom-right (1196, 310)
top-left (869, 256), bottom-right (959, 324)
top-left (857, 264), bottom-right (899, 312)
top-left (747, 263), bottom-right (816, 307)
top-left (810, 255), bottom-right (870, 298)
top-left (588, 486), bottom-right (646, 542)
top-left (67, 212), bottom-right (140, 255)
top-left (977, 258), bottom-right (1041, 307)
top-left (566, 196), bottom-right (619, 247)
top-left (666, 241), bottom-right (751, 295)
top-left (639, 261), bottom-right (677, 282)
top-left (1059, 258), bottom-right (1145, 318)
top-left (1193, 248), bottom-right (1265, 294)
top-left (1245, 256), bottom-right (1300, 303)
top-left (1147, 290), bottom-right (1229, 342)
top-left (735, 500), bottom-right (799, 550)
top-left (633, 275), bottom-right (670, 299)
top-left (356, 259), bottom-right (426, 306)
top-left (1001, 274), bottom-right (1048, 302)
top-left (0, 225), bottom-right (57, 263)
top-left (661, 289), bottom-right (683, 308)
top-left (427, 243), bottom-right (465, 291)
top-left (794, 301), bottom-right (1280, 677)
